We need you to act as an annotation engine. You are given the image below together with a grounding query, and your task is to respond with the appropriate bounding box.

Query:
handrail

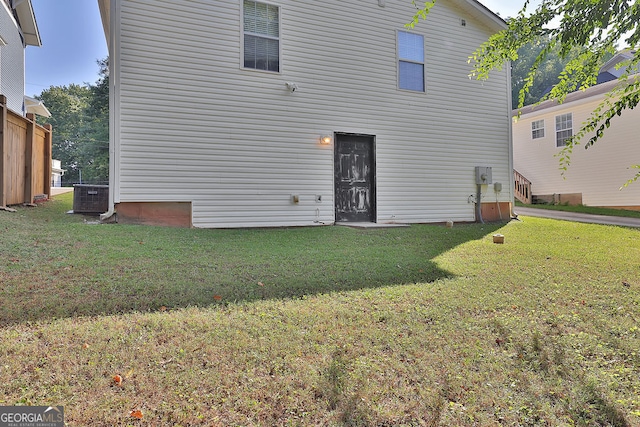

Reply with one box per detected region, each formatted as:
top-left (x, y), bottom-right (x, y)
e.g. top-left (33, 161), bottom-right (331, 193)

top-left (514, 169), bottom-right (532, 204)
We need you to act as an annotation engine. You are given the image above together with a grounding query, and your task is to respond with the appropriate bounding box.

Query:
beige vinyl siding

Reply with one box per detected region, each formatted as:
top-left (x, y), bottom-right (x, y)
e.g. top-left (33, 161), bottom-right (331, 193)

top-left (513, 95), bottom-right (640, 207)
top-left (0, 4), bottom-right (26, 113)
top-left (114, 0), bottom-right (511, 227)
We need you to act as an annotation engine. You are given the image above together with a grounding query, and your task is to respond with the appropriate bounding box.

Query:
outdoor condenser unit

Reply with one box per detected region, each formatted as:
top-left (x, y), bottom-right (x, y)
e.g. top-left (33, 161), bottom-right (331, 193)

top-left (73, 184), bottom-right (109, 214)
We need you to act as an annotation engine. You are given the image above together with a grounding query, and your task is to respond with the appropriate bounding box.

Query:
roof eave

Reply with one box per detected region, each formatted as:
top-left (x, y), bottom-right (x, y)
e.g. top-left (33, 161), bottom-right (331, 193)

top-left (513, 74), bottom-right (640, 117)
top-left (14, 0), bottom-right (41, 47)
top-left (94, 0), bottom-right (507, 46)
top-left (452, 0), bottom-right (508, 32)
top-left (599, 49), bottom-right (637, 74)
top-left (97, 0), bottom-right (110, 48)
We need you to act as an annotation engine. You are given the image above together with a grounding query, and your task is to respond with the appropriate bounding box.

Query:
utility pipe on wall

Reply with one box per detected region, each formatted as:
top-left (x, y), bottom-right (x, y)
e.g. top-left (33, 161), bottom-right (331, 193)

top-left (476, 184), bottom-right (484, 224)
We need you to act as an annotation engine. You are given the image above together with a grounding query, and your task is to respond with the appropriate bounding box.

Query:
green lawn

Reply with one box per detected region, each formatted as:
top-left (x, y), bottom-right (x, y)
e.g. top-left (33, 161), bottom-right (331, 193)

top-left (1, 194), bottom-right (639, 426)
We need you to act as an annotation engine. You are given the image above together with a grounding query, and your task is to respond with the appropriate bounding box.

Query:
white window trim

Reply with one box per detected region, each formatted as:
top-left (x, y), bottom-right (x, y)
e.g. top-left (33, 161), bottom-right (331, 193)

top-left (531, 119), bottom-right (545, 139)
top-left (240, 0), bottom-right (282, 74)
top-left (555, 113), bottom-right (573, 147)
top-left (396, 30), bottom-right (426, 93)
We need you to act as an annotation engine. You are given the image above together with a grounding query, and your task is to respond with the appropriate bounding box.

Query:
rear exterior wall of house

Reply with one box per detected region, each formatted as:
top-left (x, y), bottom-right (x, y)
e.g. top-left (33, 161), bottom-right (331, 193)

top-left (109, 0), bottom-right (512, 227)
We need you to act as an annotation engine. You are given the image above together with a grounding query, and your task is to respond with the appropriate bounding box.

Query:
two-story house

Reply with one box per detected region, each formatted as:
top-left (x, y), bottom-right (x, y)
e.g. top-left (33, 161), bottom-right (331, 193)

top-left (0, 0), bottom-right (41, 113)
top-left (513, 51), bottom-right (640, 210)
top-left (97, 0), bottom-right (513, 228)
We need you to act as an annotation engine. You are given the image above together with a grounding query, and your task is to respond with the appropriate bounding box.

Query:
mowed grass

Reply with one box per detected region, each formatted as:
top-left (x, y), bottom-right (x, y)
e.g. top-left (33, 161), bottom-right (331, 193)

top-left (1, 194), bottom-right (639, 426)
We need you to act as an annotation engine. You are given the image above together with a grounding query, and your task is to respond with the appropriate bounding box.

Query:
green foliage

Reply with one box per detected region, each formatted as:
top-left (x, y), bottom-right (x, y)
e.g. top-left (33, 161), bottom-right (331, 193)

top-left (474, 0), bottom-right (639, 180)
top-left (36, 58), bottom-right (109, 185)
top-left (406, 1), bottom-right (436, 29)
top-left (36, 84), bottom-right (91, 183)
top-left (511, 37), bottom-right (584, 107)
top-left (412, 0), bottom-right (640, 182)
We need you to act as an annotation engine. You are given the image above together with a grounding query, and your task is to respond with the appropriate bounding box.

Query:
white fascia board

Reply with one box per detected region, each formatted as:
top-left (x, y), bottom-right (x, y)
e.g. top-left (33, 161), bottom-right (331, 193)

top-left (451, 0), bottom-right (507, 32)
top-left (14, 0), bottom-right (41, 46)
top-left (97, 0), bottom-right (110, 47)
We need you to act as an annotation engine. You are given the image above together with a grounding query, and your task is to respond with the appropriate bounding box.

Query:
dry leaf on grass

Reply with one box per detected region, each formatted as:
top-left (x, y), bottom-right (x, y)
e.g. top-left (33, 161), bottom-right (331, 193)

top-left (112, 374), bottom-right (123, 386)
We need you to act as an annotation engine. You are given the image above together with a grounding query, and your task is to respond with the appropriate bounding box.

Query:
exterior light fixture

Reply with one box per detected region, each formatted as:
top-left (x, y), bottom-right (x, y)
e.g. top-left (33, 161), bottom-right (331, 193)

top-left (285, 82), bottom-right (298, 92)
top-left (320, 135), bottom-right (333, 145)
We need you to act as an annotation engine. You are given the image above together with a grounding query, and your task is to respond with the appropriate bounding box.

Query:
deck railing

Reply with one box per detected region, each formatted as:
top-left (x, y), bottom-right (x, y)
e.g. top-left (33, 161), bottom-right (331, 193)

top-left (514, 169), bottom-right (532, 204)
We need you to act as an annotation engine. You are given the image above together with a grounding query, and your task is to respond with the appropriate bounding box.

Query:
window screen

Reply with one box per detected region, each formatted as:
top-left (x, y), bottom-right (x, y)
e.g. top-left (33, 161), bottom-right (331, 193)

top-left (398, 31), bottom-right (424, 92)
top-left (555, 113), bottom-right (572, 147)
top-left (531, 120), bottom-right (545, 139)
top-left (243, 1), bottom-right (279, 72)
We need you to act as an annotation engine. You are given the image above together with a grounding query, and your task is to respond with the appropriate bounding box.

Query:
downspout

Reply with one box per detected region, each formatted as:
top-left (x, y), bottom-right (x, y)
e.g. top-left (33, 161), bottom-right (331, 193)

top-left (100, 0), bottom-right (116, 221)
top-left (506, 60), bottom-right (515, 218)
top-left (476, 184), bottom-right (484, 224)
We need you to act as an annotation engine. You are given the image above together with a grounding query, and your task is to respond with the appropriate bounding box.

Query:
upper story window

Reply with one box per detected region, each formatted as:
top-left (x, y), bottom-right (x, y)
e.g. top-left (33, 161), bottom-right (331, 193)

top-left (555, 113), bottom-right (572, 147)
top-left (397, 31), bottom-right (425, 92)
top-left (243, 0), bottom-right (280, 72)
top-left (531, 119), bottom-right (545, 139)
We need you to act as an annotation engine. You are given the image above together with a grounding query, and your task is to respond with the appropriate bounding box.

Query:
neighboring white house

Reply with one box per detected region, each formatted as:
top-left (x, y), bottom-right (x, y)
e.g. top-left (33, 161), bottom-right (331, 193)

top-left (97, 0), bottom-right (513, 228)
top-left (513, 57), bottom-right (640, 210)
top-left (51, 159), bottom-right (65, 187)
top-left (597, 49), bottom-right (638, 84)
top-left (0, 0), bottom-right (41, 113)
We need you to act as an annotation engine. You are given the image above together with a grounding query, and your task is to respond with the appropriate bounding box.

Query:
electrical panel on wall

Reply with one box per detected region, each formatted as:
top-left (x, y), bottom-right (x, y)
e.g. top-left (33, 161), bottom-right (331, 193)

top-left (475, 166), bottom-right (492, 185)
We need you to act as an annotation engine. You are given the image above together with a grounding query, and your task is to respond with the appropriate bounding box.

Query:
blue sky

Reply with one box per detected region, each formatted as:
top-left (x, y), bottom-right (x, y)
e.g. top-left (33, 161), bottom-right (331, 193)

top-left (25, 0), bottom-right (108, 97)
top-left (24, 0), bottom-right (525, 98)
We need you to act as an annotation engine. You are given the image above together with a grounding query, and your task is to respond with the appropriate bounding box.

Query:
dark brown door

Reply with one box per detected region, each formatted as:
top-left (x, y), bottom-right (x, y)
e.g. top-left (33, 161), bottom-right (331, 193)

top-left (334, 134), bottom-right (375, 222)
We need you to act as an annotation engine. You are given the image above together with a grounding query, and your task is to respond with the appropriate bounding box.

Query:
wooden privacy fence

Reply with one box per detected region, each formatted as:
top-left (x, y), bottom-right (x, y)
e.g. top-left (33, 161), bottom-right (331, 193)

top-left (0, 95), bottom-right (52, 207)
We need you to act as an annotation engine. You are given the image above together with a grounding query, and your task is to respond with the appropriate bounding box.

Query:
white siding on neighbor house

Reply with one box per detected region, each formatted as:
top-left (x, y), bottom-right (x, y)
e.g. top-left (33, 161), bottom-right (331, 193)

top-left (0, 2), bottom-right (26, 113)
top-left (513, 94), bottom-right (640, 207)
top-left (113, 0), bottom-right (511, 227)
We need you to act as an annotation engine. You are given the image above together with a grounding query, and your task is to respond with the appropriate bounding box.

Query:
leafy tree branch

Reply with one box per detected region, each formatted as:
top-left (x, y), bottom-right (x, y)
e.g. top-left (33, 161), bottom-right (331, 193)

top-left (411, 0), bottom-right (639, 183)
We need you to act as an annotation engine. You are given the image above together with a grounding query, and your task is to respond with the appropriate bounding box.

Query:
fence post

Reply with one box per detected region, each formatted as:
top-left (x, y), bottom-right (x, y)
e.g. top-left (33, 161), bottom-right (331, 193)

top-left (0, 95), bottom-right (7, 207)
top-left (24, 113), bottom-right (36, 204)
top-left (44, 124), bottom-right (52, 199)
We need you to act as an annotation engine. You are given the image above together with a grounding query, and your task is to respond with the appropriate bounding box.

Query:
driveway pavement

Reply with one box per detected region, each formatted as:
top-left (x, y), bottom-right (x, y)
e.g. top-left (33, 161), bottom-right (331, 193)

top-left (50, 187), bottom-right (74, 196)
top-left (514, 206), bottom-right (640, 228)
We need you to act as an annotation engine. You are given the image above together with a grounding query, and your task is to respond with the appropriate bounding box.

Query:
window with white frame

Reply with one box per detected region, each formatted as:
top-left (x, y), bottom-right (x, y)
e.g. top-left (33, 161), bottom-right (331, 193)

top-left (555, 113), bottom-right (572, 147)
top-left (531, 119), bottom-right (545, 139)
top-left (243, 0), bottom-right (280, 72)
top-left (397, 31), bottom-right (425, 92)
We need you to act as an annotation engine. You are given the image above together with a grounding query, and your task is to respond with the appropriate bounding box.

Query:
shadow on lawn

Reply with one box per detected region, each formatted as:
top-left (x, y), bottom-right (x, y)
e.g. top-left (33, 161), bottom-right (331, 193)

top-left (0, 196), bottom-right (505, 325)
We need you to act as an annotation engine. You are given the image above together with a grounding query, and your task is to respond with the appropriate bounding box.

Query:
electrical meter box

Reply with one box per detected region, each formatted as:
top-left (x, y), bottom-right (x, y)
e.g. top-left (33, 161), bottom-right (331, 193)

top-left (475, 166), bottom-right (492, 185)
